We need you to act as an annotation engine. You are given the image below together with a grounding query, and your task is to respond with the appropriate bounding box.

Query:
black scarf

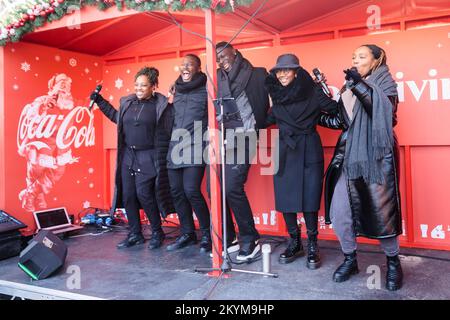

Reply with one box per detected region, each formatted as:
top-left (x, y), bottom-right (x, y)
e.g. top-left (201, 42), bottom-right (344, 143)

top-left (344, 64), bottom-right (398, 184)
top-left (217, 51), bottom-right (253, 99)
top-left (265, 67), bottom-right (314, 106)
top-left (175, 71), bottom-right (207, 94)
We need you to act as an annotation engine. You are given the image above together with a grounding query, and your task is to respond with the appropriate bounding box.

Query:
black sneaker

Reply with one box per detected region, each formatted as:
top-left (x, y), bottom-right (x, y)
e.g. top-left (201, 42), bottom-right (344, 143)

top-left (166, 233), bottom-right (197, 251)
top-left (236, 240), bottom-right (260, 261)
top-left (117, 233), bottom-right (145, 249)
top-left (148, 230), bottom-right (165, 249)
top-left (209, 238), bottom-right (240, 258)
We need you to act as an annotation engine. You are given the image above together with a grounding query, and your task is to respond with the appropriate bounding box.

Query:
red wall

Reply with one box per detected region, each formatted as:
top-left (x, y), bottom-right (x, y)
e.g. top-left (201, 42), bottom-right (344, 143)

top-left (3, 25), bottom-right (449, 251)
top-left (1, 42), bottom-right (105, 235)
top-left (100, 25), bottom-right (450, 250)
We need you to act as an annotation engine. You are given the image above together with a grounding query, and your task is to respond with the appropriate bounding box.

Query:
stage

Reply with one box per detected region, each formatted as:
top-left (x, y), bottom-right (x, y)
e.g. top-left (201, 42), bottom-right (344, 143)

top-left (0, 226), bottom-right (449, 300)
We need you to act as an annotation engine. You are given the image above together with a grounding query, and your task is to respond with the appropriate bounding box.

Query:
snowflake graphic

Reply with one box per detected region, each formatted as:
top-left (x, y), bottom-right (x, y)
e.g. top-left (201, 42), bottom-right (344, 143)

top-left (88, 168), bottom-right (94, 174)
top-left (94, 62), bottom-right (99, 67)
top-left (35, 57), bottom-right (40, 61)
top-left (83, 201), bottom-right (91, 209)
top-left (126, 69), bottom-right (131, 74)
top-left (12, 84), bottom-right (19, 91)
top-left (109, 95), bottom-right (114, 101)
top-left (115, 78), bottom-right (123, 90)
top-left (89, 183), bottom-right (94, 189)
top-left (69, 58), bottom-right (77, 67)
top-left (21, 62), bottom-right (31, 72)
top-left (55, 55), bottom-right (61, 62)
top-left (84, 68), bottom-right (90, 74)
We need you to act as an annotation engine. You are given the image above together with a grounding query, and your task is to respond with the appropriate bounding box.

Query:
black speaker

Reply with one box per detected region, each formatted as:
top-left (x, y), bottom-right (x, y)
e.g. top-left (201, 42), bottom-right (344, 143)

top-left (18, 230), bottom-right (67, 280)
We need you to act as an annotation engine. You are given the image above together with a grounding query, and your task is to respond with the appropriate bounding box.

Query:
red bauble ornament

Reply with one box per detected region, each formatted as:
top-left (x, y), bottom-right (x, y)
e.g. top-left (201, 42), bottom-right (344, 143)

top-left (47, 7), bottom-right (55, 13)
top-left (29, 14), bottom-right (35, 21)
top-left (40, 11), bottom-right (47, 17)
top-left (57, 0), bottom-right (64, 3)
top-left (22, 14), bottom-right (29, 21)
top-left (19, 22), bottom-right (24, 27)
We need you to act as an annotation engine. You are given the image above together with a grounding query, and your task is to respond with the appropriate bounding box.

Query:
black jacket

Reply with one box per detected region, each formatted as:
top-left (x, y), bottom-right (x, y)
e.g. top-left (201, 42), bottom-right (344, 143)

top-left (97, 93), bottom-right (175, 217)
top-left (167, 84), bottom-right (208, 169)
top-left (217, 66), bottom-right (270, 130)
top-left (318, 80), bottom-right (402, 239)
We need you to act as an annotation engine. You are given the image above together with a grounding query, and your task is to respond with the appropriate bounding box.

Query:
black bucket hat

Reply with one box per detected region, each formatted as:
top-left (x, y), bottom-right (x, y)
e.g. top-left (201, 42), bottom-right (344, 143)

top-left (270, 53), bottom-right (300, 73)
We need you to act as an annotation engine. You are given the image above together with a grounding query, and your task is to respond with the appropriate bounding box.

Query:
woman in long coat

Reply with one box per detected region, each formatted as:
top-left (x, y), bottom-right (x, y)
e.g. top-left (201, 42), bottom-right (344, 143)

top-left (318, 44), bottom-right (403, 291)
top-left (265, 54), bottom-right (337, 269)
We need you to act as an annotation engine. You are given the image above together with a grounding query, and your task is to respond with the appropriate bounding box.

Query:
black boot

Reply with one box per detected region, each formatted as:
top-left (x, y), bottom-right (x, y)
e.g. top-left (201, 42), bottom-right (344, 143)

top-left (279, 230), bottom-right (304, 264)
top-left (166, 233), bottom-right (197, 251)
top-left (306, 232), bottom-right (321, 269)
top-left (148, 229), bottom-right (165, 249)
top-left (199, 232), bottom-right (212, 253)
top-left (386, 255), bottom-right (403, 291)
top-left (333, 251), bottom-right (359, 282)
top-left (117, 232), bottom-right (145, 249)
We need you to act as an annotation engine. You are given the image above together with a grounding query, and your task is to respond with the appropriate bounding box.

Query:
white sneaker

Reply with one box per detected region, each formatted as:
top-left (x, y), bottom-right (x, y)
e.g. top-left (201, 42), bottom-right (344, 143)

top-left (209, 239), bottom-right (240, 257)
top-left (236, 240), bottom-right (260, 261)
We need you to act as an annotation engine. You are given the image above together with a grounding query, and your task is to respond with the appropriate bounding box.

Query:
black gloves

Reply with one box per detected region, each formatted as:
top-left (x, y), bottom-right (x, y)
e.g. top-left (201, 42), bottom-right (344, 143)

top-left (90, 91), bottom-right (105, 104)
top-left (343, 67), bottom-right (362, 85)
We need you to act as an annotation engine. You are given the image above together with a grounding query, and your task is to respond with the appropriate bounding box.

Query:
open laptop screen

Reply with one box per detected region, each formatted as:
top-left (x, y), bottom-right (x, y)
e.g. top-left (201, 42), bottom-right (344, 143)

top-left (35, 208), bottom-right (69, 229)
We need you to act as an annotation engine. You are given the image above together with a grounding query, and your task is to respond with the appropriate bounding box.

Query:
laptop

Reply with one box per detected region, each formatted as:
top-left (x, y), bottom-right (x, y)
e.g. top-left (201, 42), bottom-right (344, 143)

top-left (33, 207), bottom-right (83, 235)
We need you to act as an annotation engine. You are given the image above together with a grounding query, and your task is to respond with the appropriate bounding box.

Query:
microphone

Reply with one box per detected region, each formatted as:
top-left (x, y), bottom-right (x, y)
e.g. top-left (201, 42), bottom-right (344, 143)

top-left (312, 68), bottom-right (332, 97)
top-left (89, 84), bottom-right (102, 111)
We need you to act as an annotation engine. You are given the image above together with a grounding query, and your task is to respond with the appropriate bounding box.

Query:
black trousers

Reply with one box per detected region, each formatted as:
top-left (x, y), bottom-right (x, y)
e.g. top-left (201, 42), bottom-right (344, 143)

top-left (121, 162), bottom-right (161, 235)
top-left (168, 166), bottom-right (210, 235)
top-left (283, 211), bottom-right (319, 237)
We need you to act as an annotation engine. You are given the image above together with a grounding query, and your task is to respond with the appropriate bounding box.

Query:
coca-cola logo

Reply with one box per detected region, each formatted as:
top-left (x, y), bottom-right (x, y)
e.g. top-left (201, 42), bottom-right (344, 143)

top-left (17, 106), bottom-right (96, 151)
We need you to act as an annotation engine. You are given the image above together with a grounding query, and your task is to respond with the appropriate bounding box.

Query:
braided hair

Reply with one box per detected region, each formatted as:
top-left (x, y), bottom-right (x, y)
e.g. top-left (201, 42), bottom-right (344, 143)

top-left (135, 66), bottom-right (159, 87)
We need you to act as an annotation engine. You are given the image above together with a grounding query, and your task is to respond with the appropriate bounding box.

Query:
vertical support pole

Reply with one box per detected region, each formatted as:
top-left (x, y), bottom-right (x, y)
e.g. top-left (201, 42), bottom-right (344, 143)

top-left (205, 9), bottom-right (223, 275)
top-left (0, 47), bottom-right (5, 209)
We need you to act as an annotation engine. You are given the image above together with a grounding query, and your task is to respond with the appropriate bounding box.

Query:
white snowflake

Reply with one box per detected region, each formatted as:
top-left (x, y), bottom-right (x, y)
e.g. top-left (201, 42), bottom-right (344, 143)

top-left (437, 43), bottom-right (443, 48)
top-left (126, 89), bottom-right (130, 93)
top-left (105, 70), bottom-right (109, 74)
top-left (84, 68), bottom-right (90, 74)
top-left (126, 69), bottom-right (131, 74)
top-left (12, 84), bottom-right (19, 91)
top-left (34, 73), bottom-right (38, 77)
top-left (77, 180), bottom-right (80, 184)
top-left (88, 168), bottom-right (94, 174)
top-left (97, 194), bottom-right (101, 198)
top-left (35, 57), bottom-right (39, 61)
top-left (89, 183), bottom-right (94, 189)
top-left (94, 62), bottom-right (99, 67)
top-left (53, 197), bottom-right (57, 201)
top-left (115, 78), bottom-right (123, 90)
top-left (55, 55), bottom-right (61, 62)
top-left (69, 58), bottom-right (77, 67)
top-left (83, 201), bottom-right (91, 209)
top-left (21, 62), bottom-right (31, 72)
top-left (109, 95), bottom-right (114, 101)
top-left (10, 48), bottom-right (15, 53)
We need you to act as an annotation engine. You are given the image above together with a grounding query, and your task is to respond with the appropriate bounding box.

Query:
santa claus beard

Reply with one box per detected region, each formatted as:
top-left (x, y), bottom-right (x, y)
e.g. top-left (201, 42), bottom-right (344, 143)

top-left (56, 92), bottom-right (74, 110)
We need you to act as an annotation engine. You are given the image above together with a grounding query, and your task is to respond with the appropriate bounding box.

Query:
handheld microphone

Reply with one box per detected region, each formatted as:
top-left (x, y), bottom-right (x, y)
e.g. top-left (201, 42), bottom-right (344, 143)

top-left (312, 68), bottom-right (332, 97)
top-left (89, 84), bottom-right (102, 111)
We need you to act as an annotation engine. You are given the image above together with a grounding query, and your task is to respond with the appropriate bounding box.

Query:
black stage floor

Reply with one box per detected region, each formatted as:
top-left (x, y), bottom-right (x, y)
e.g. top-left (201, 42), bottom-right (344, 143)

top-left (0, 225), bottom-right (449, 300)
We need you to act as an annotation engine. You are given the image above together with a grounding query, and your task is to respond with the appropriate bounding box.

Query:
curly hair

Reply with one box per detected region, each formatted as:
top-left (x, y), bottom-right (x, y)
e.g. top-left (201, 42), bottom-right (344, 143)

top-left (135, 66), bottom-right (159, 87)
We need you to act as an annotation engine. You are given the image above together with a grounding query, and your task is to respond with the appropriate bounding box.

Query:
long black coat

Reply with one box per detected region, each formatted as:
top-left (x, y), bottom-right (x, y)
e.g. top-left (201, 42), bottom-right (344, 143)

top-left (97, 93), bottom-right (175, 217)
top-left (167, 85), bottom-right (207, 169)
top-left (318, 89), bottom-right (402, 239)
top-left (265, 71), bottom-right (338, 213)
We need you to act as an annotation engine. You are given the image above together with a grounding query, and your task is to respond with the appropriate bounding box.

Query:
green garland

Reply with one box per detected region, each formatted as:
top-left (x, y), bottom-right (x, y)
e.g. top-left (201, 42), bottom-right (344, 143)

top-left (0, 0), bottom-right (255, 46)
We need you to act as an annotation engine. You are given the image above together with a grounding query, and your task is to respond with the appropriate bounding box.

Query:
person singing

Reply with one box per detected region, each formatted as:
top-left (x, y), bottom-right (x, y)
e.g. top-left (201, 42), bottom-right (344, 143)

top-left (318, 44), bottom-right (403, 291)
top-left (166, 54), bottom-right (211, 253)
top-left (214, 42), bottom-right (270, 261)
top-left (91, 67), bottom-right (174, 250)
top-left (265, 54), bottom-right (338, 269)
